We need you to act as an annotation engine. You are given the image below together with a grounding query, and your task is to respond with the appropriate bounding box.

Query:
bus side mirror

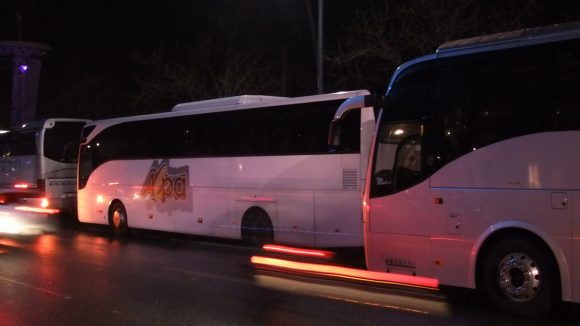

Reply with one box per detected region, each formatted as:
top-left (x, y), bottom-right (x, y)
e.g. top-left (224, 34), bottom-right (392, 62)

top-left (328, 121), bottom-right (342, 148)
top-left (328, 94), bottom-right (382, 149)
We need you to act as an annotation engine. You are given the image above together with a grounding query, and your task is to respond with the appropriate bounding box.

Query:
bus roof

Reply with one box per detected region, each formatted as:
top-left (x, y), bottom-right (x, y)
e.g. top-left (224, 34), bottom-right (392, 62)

top-left (170, 91), bottom-right (370, 115)
top-left (88, 90), bottom-right (370, 126)
top-left (171, 95), bottom-right (288, 112)
top-left (386, 21), bottom-right (580, 95)
top-left (18, 118), bottom-right (91, 131)
top-left (83, 90), bottom-right (370, 141)
top-left (437, 21), bottom-right (580, 57)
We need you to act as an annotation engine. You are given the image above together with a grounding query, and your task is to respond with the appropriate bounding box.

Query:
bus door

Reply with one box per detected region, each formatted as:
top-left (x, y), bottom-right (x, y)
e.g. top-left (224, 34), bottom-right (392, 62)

top-left (367, 120), bottom-right (433, 275)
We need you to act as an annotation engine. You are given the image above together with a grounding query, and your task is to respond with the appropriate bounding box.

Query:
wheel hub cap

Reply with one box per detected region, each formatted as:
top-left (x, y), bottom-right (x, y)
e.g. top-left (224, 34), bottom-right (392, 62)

top-left (497, 253), bottom-right (541, 302)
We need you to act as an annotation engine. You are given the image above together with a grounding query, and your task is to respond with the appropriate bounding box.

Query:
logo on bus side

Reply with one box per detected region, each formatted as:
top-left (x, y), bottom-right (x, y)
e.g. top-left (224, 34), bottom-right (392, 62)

top-left (141, 160), bottom-right (189, 203)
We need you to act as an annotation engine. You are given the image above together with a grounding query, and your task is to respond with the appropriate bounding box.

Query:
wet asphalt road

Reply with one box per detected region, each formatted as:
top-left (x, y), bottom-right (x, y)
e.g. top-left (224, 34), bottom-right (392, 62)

top-left (1, 221), bottom-right (579, 326)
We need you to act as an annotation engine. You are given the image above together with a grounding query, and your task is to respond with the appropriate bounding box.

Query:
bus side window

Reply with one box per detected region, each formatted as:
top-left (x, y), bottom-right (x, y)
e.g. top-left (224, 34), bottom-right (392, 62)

top-left (551, 39), bottom-right (580, 130)
top-left (433, 46), bottom-right (545, 165)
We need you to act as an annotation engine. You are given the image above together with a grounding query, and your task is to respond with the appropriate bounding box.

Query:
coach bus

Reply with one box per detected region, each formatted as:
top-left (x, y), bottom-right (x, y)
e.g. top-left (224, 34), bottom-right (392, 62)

top-left (77, 90), bottom-right (375, 248)
top-left (0, 118), bottom-right (89, 214)
top-left (331, 22), bottom-right (580, 315)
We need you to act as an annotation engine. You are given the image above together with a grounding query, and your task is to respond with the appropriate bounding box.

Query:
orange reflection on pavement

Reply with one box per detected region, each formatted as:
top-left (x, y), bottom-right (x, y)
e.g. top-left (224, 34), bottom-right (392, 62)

top-left (251, 256), bottom-right (439, 289)
top-left (0, 238), bottom-right (22, 248)
top-left (262, 244), bottom-right (335, 259)
top-left (14, 206), bottom-right (60, 214)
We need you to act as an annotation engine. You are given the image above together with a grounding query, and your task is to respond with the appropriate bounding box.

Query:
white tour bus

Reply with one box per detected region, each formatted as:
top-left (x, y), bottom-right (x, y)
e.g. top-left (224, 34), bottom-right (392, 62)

top-left (0, 118), bottom-right (90, 214)
top-left (77, 91), bottom-right (375, 247)
top-left (331, 22), bottom-right (580, 315)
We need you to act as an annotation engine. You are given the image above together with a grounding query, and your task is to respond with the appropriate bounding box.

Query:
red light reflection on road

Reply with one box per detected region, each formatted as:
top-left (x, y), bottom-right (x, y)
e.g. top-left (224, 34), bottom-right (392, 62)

top-left (0, 238), bottom-right (23, 248)
top-left (34, 236), bottom-right (59, 281)
top-left (15, 206), bottom-right (60, 214)
top-left (262, 244), bottom-right (335, 259)
top-left (251, 256), bottom-right (439, 289)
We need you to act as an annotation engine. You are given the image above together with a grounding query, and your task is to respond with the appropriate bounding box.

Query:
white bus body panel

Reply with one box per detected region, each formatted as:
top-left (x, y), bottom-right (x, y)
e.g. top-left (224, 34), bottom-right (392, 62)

top-left (366, 132), bottom-right (578, 300)
top-left (78, 154), bottom-right (363, 247)
top-left (573, 192), bottom-right (580, 302)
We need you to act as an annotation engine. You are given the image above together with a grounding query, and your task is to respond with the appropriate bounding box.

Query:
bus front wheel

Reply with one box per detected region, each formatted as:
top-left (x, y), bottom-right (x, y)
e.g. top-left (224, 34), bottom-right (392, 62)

top-left (479, 236), bottom-right (559, 316)
top-left (109, 201), bottom-right (130, 236)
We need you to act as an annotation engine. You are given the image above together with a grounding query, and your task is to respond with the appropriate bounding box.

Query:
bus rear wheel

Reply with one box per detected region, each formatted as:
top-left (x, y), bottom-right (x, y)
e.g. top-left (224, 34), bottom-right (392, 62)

top-left (241, 208), bottom-right (274, 247)
top-left (109, 201), bottom-right (130, 236)
top-left (479, 237), bottom-right (559, 316)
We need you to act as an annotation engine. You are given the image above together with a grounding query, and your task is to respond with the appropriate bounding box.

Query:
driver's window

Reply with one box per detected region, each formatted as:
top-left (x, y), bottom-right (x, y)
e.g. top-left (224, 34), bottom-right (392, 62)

top-left (394, 136), bottom-right (422, 192)
top-left (63, 141), bottom-right (80, 163)
top-left (371, 122), bottom-right (423, 197)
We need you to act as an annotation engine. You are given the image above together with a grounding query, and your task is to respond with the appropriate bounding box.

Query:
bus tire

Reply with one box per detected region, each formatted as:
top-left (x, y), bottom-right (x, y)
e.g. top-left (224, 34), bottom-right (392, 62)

top-left (478, 236), bottom-right (559, 316)
top-left (241, 207), bottom-right (274, 247)
top-left (109, 201), bottom-right (130, 236)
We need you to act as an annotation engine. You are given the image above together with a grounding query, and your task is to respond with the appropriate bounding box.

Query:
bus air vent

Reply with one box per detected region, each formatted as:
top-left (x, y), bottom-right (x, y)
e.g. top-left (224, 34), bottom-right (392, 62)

top-left (342, 169), bottom-right (358, 190)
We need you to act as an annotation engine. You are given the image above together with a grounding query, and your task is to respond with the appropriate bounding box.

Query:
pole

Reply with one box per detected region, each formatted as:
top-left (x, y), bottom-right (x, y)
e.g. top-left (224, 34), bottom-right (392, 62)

top-left (317, 0), bottom-right (323, 94)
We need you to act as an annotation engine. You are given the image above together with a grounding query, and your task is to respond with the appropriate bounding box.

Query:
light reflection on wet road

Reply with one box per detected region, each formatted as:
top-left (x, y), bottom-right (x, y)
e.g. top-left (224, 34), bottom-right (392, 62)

top-left (0, 223), bottom-right (578, 325)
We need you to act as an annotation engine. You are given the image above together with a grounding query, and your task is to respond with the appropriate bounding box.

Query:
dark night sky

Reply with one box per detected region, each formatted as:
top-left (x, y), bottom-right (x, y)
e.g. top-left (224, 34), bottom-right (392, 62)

top-left (0, 0), bottom-right (373, 124)
top-left (1, 0), bottom-right (580, 125)
top-left (0, 1), bottom-right (364, 69)
top-left (1, 1), bottom-right (364, 45)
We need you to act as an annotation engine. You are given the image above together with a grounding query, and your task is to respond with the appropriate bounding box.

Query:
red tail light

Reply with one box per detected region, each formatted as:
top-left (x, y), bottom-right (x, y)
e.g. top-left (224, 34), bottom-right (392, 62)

top-left (40, 198), bottom-right (49, 208)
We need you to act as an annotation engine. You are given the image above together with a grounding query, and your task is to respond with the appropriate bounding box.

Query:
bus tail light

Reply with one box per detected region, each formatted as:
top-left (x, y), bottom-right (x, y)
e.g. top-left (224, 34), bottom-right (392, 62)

top-left (13, 179), bottom-right (45, 191)
top-left (40, 198), bottom-right (50, 208)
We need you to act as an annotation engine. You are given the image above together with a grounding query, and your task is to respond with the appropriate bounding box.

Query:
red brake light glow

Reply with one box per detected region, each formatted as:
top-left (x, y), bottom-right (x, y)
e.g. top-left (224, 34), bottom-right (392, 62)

top-left (251, 256), bottom-right (439, 290)
top-left (15, 206), bottom-right (60, 214)
top-left (40, 198), bottom-right (49, 208)
top-left (263, 244), bottom-right (335, 259)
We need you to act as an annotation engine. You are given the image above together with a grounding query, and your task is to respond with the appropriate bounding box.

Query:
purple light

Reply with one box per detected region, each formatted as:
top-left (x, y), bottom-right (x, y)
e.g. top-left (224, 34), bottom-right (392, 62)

top-left (18, 65), bottom-right (28, 74)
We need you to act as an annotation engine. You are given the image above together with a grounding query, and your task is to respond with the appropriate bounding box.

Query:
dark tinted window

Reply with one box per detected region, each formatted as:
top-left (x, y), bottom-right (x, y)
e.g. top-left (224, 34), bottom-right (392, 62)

top-left (550, 39), bottom-right (580, 130)
top-left (0, 131), bottom-right (37, 157)
top-left (386, 64), bottom-right (436, 122)
top-left (79, 99), bottom-right (360, 187)
top-left (372, 42), bottom-right (556, 198)
top-left (430, 45), bottom-right (547, 168)
top-left (44, 121), bottom-right (87, 162)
